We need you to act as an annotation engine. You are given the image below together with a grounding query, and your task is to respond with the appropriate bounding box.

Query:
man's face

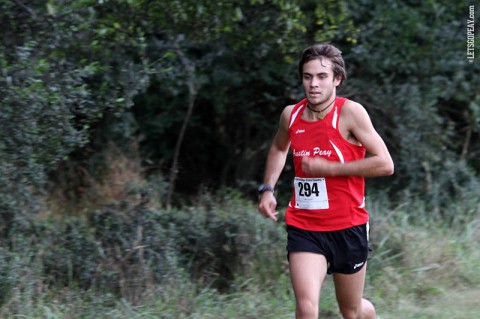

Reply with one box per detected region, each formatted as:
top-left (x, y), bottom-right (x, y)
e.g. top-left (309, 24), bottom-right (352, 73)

top-left (302, 58), bottom-right (341, 106)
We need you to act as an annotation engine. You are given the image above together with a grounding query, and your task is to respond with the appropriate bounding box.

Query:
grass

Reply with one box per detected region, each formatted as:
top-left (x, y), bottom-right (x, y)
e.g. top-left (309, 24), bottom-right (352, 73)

top-left (4, 275), bottom-right (479, 319)
top-left (1, 192), bottom-right (479, 318)
top-left (378, 288), bottom-right (480, 319)
top-left (365, 197), bottom-right (480, 319)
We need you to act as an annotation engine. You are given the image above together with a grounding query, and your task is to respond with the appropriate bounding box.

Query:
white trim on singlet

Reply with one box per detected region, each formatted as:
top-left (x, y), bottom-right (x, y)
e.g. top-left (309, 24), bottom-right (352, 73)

top-left (329, 140), bottom-right (344, 164)
top-left (358, 196), bottom-right (366, 209)
top-left (332, 106), bottom-right (339, 129)
top-left (289, 104), bottom-right (306, 128)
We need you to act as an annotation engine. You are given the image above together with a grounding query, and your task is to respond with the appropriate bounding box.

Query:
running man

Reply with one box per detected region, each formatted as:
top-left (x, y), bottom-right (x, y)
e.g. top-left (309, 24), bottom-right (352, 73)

top-left (258, 43), bottom-right (394, 319)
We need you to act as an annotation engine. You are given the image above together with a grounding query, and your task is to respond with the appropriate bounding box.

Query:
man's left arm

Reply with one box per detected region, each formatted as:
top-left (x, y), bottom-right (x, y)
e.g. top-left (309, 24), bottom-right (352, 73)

top-left (302, 101), bottom-right (394, 177)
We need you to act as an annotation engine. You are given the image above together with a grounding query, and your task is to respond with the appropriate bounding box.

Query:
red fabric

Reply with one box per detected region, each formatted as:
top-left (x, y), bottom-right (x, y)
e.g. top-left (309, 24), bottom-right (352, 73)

top-left (285, 97), bottom-right (369, 231)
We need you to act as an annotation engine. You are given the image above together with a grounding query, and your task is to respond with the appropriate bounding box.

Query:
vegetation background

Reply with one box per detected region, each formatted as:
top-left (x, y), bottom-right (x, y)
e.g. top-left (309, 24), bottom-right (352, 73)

top-left (0, 0), bottom-right (479, 318)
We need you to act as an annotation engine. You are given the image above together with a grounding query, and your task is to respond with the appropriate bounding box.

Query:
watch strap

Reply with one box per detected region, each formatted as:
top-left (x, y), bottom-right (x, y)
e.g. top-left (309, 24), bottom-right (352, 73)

top-left (258, 184), bottom-right (274, 195)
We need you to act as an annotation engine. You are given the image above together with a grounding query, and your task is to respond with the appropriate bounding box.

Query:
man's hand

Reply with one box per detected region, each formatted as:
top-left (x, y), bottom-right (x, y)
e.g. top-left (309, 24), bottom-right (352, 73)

top-left (258, 191), bottom-right (279, 221)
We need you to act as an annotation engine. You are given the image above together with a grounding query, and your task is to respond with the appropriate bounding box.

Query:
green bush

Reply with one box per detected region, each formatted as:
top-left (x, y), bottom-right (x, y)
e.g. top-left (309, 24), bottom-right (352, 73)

top-left (1, 190), bottom-right (479, 317)
top-left (0, 189), bottom-right (286, 309)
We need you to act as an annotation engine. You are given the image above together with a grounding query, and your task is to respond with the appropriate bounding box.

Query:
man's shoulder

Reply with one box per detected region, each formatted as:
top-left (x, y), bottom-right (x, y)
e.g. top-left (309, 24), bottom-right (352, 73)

top-left (341, 99), bottom-right (368, 115)
top-left (282, 101), bottom-right (303, 117)
top-left (342, 98), bottom-right (361, 108)
top-left (284, 103), bottom-right (296, 113)
top-left (279, 101), bottom-right (304, 131)
top-left (340, 98), bottom-right (372, 129)
top-left (280, 104), bottom-right (296, 125)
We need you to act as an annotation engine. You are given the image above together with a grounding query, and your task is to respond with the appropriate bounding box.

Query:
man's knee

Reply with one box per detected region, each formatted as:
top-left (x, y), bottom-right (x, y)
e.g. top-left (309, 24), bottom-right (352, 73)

top-left (339, 305), bottom-right (360, 319)
top-left (339, 298), bottom-right (376, 319)
top-left (296, 298), bottom-right (319, 318)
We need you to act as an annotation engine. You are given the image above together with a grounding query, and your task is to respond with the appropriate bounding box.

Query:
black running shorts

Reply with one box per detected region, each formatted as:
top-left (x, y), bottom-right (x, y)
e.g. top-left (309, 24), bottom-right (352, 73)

top-left (286, 223), bottom-right (370, 274)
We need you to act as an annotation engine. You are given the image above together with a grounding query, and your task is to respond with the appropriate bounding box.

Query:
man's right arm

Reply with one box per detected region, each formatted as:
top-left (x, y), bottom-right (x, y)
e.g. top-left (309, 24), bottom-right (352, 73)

top-left (258, 105), bottom-right (293, 221)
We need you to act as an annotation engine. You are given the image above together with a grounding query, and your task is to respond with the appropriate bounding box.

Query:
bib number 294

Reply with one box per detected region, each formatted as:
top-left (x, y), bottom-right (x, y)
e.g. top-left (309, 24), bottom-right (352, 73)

top-left (294, 177), bottom-right (329, 210)
top-left (297, 181), bottom-right (320, 197)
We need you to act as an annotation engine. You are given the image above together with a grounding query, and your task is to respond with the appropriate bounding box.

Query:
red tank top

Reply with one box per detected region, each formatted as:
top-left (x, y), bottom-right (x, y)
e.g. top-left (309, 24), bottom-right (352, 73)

top-left (285, 97), bottom-right (369, 231)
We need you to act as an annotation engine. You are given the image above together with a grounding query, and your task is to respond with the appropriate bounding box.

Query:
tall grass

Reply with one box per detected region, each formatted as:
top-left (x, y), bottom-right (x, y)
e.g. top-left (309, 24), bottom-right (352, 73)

top-left (1, 143), bottom-right (478, 317)
top-left (365, 193), bottom-right (480, 317)
top-left (1, 189), bottom-right (478, 318)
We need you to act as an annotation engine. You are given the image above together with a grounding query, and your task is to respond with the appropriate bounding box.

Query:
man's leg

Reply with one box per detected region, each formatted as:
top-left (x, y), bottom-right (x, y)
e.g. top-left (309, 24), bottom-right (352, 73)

top-left (289, 252), bottom-right (328, 319)
top-left (333, 264), bottom-right (376, 319)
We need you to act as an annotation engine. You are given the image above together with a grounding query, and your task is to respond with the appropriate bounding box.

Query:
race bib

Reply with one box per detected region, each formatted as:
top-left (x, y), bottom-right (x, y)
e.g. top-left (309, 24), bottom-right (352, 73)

top-left (294, 177), bottom-right (329, 210)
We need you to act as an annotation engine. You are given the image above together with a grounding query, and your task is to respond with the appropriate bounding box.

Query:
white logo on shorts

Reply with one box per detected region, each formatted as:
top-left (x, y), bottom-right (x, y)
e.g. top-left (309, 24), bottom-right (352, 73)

top-left (353, 262), bottom-right (364, 270)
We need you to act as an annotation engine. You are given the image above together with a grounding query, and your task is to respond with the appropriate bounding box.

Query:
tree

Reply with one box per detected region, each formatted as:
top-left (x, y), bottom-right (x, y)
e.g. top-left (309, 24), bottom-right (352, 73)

top-left (0, 0), bottom-right (151, 238)
top-left (343, 0), bottom-right (480, 208)
top-left (131, 0), bottom-right (308, 203)
top-left (131, 0), bottom-right (359, 202)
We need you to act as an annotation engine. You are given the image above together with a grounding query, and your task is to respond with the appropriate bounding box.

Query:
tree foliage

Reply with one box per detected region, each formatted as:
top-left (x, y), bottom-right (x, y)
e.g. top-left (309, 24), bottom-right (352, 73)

top-left (0, 0), bottom-right (151, 246)
top-left (0, 0), bottom-right (149, 184)
top-left (0, 0), bottom-right (477, 209)
top-left (343, 0), bottom-right (480, 205)
top-left (0, 0), bottom-right (479, 307)
top-left (0, 0), bottom-right (477, 216)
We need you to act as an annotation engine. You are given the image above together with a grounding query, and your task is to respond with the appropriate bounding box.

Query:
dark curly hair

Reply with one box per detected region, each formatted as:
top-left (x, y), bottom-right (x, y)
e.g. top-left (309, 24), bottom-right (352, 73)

top-left (298, 44), bottom-right (347, 84)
